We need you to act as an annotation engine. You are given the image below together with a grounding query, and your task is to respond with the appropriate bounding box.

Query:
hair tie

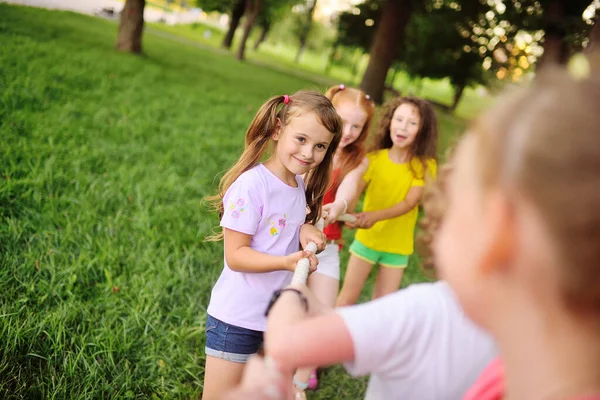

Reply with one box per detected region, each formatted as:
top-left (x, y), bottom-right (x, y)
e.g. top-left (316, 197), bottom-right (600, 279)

top-left (339, 84), bottom-right (345, 90)
top-left (365, 94), bottom-right (371, 100)
top-left (283, 95), bottom-right (290, 104)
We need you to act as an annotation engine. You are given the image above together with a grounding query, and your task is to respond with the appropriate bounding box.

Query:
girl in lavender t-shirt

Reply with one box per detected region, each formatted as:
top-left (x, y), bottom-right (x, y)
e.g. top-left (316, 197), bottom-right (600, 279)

top-left (201, 91), bottom-right (343, 400)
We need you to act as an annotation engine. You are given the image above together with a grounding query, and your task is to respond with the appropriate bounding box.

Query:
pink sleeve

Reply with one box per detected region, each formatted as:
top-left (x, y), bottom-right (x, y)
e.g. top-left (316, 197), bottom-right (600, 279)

top-left (220, 172), bottom-right (263, 236)
top-left (462, 358), bottom-right (504, 400)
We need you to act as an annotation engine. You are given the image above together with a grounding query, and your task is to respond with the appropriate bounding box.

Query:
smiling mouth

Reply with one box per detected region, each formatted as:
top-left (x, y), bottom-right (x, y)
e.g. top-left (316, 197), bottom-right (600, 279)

top-left (293, 157), bottom-right (310, 166)
top-left (395, 135), bottom-right (407, 140)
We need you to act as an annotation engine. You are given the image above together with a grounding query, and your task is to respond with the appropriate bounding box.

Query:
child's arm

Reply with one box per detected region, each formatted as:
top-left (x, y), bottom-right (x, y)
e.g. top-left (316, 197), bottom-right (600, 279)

top-left (265, 284), bottom-right (355, 373)
top-left (323, 158), bottom-right (369, 225)
top-left (224, 228), bottom-right (318, 273)
top-left (355, 185), bottom-right (424, 229)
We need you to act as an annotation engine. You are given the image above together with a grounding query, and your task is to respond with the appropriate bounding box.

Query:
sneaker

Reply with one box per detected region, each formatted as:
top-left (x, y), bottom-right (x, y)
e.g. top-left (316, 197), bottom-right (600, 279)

top-left (308, 369), bottom-right (319, 390)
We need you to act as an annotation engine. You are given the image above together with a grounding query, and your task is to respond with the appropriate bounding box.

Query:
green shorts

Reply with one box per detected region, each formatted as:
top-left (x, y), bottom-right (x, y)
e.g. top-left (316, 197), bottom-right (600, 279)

top-left (349, 239), bottom-right (409, 269)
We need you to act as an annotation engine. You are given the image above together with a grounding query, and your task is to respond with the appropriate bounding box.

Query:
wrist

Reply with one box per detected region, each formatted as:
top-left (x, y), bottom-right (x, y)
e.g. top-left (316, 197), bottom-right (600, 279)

top-left (264, 288), bottom-right (309, 317)
top-left (334, 198), bottom-right (348, 215)
top-left (369, 211), bottom-right (381, 223)
top-left (282, 255), bottom-right (295, 272)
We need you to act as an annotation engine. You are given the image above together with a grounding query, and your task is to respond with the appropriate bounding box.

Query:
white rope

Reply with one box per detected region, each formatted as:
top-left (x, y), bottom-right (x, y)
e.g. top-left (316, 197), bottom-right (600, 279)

top-left (291, 214), bottom-right (354, 284)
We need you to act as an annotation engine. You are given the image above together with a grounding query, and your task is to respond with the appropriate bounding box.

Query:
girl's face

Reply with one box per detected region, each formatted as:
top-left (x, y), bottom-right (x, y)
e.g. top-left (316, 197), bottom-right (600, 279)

top-left (434, 135), bottom-right (489, 317)
top-left (389, 103), bottom-right (421, 150)
top-left (273, 111), bottom-right (334, 176)
top-left (335, 101), bottom-right (368, 149)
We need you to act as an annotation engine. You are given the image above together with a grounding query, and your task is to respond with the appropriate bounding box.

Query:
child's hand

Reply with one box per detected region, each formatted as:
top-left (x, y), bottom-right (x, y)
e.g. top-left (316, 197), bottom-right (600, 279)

top-left (344, 214), bottom-right (361, 230)
top-left (355, 211), bottom-right (379, 229)
top-left (322, 199), bottom-right (346, 226)
top-left (299, 223), bottom-right (326, 253)
top-left (285, 250), bottom-right (319, 274)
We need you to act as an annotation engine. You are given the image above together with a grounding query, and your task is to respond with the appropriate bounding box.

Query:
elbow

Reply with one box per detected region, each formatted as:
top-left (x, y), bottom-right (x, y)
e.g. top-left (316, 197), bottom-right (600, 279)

top-left (407, 200), bottom-right (420, 210)
top-left (225, 253), bottom-right (243, 272)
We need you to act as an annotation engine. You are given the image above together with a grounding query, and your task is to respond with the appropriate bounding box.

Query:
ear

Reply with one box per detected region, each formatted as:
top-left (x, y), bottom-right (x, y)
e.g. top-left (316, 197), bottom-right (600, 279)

top-left (480, 190), bottom-right (516, 275)
top-left (272, 118), bottom-right (282, 141)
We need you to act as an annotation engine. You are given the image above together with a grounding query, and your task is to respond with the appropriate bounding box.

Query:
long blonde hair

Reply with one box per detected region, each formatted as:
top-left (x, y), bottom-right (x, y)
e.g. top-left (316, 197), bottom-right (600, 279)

top-left (206, 91), bottom-right (343, 241)
top-left (325, 85), bottom-right (375, 187)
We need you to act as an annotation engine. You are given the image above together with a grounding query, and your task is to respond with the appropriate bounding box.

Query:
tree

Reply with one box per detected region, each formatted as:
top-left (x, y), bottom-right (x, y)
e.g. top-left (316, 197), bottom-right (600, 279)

top-left (360, 0), bottom-right (414, 103)
top-left (197, 0), bottom-right (246, 49)
top-left (326, 0), bottom-right (380, 74)
top-left (222, 0), bottom-right (246, 49)
top-left (116, 0), bottom-right (146, 53)
top-left (399, 2), bottom-right (490, 110)
top-left (340, 0), bottom-right (594, 105)
top-left (253, 0), bottom-right (301, 50)
top-left (294, 0), bottom-right (318, 63)
top-left (498, 0), bottom-right (594, 67)
top-left (253, 19), bottom-right (271, 50)
top-left (237, 0), bottom-right (262, 60)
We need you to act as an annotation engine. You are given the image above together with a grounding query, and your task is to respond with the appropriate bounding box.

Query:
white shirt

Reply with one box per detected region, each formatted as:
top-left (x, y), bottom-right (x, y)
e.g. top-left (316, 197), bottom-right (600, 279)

top-left (337, 282), bottom-right (496, 400)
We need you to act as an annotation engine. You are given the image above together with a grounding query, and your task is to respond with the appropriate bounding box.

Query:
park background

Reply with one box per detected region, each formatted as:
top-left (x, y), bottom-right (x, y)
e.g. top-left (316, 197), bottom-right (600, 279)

top-left (1, 0), bottom-right (598, 398)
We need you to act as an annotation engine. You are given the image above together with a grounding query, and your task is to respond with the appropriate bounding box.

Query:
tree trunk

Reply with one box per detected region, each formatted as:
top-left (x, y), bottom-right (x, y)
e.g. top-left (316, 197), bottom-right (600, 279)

top-left (253, 21), bottom-right (270, 50)
top-left (451, 83), bottom-right (465, 111)
top-left (351, 48), bottom-right (362, 82)
top-left (116, 0), bottom-right (146, 53)
top-left (324, 41), bottom-right (339, 73)
top-left (294, 0), bottom-right (318, 63)
top-left (222, 0), bottom-right (246, 50)
top-left (359, 0), bottom-right (413, 103)
top-left (236, 0), bottom-right (262, 61)
top-left (537, 0), bottom-right (569, 69)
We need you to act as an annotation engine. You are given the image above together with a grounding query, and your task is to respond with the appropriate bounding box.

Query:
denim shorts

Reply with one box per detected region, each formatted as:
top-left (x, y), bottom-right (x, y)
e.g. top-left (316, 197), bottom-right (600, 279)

top-left (204, 314), bottom-right (264, 363)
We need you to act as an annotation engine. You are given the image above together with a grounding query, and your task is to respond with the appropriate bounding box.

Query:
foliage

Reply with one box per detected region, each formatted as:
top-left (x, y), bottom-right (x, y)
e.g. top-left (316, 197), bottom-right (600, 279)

top-left (267, 7), bottom-right (336, 52)
top-left (195, 0), bottom-right (237, 13)
top-left (335, 0), bottom-right (383, 50)
top-left (400, 2), bottom-right (489, 90)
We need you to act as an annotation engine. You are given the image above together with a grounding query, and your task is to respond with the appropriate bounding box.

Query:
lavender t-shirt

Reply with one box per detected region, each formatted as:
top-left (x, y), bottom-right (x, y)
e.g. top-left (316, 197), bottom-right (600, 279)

top-left (207, 164), bottom-right (307, 332)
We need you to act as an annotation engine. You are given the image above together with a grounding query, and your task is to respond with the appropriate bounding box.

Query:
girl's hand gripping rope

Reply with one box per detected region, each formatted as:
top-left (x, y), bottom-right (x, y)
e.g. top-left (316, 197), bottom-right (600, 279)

top-left (292, 220), bottom-right (325, 284)
top-left (285, 250), bottom-right (318, 277)
top-left (291, 214), bottom-right (355, 284)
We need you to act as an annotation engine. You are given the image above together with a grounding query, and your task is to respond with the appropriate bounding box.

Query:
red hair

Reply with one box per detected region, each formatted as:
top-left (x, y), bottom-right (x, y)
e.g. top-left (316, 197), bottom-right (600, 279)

top-left (325, 85), bottom-right (375, 187)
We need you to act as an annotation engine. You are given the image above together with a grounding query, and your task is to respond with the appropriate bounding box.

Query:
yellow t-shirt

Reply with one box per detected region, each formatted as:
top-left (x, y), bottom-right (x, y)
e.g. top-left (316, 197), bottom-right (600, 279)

top-left (355, 149), bottom-right (437, 255)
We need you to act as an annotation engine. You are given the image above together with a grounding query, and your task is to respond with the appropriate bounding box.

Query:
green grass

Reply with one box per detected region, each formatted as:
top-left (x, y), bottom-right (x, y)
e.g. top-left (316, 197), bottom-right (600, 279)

top-left (0, 5), bottom-right (468, 399)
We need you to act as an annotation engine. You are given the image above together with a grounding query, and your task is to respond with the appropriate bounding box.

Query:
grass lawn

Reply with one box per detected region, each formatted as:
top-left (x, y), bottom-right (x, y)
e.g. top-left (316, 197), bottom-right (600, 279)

top-left (0, 4), bottom-right (468, 398)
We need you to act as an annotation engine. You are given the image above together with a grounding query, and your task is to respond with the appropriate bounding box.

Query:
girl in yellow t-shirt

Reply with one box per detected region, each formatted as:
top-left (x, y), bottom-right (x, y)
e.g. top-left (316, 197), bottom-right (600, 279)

top-left (336, 96), bottom-right (438, 306)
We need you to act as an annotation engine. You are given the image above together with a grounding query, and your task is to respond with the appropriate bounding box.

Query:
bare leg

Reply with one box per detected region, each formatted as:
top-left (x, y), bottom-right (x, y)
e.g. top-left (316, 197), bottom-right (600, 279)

top-left (307, 272), bottom-right (339, 309)
top-left (202, 356), bottom-right (246, 400)
top-left (336, 255), bottom-right (374, 307)
top-left (294, 272), bottom-right (339, 391)
top-left (372, 266), bottom-right (404, 300)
